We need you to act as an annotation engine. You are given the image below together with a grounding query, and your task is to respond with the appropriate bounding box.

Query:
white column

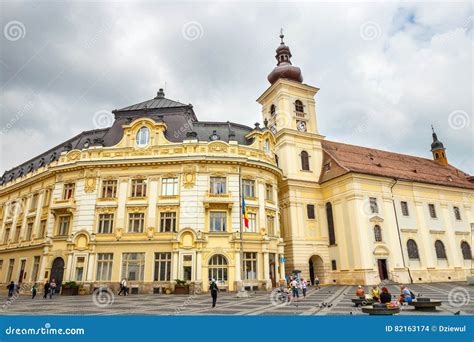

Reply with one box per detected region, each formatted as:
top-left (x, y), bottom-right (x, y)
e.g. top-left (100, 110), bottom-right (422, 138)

top-left (280, 254), bottom-right (286, 280)
top-left (116, 178), bottom-right (129, 230)
top-left (65, 253), bottom-right (74, 280)
top-left (147, 178), bottom-right (158, 228)
top-left (172, 252), bottom-right (179, 280)
top-left (234, 251), bottom-right (241, 282)
top-left (196, 251), bottom-right (202, 281)
top-left (263, 252), bottom-right (270, 280)
top-left (86, 253), bottom-right (95, 282)
top-left (39, 250), bottom-right (48, 282)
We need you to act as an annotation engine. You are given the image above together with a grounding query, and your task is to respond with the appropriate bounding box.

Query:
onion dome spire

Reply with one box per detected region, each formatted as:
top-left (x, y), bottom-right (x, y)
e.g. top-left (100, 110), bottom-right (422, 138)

top-left (430, 125), bottom-right (448, 165)
top-left (267, 29), bottom-right (303, 84)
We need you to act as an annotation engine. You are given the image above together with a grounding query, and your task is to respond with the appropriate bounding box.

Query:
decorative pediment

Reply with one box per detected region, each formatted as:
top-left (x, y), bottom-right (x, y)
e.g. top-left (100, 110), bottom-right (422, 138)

top-left (373, 245), bottom-right (390, 256)
top-left (369, 215), bottom-right (384, 223)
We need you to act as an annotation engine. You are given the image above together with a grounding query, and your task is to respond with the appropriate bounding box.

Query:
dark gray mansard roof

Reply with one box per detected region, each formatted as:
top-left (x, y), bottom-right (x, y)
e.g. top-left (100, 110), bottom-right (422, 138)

top-left (1, 91), bottom-right (254, 185)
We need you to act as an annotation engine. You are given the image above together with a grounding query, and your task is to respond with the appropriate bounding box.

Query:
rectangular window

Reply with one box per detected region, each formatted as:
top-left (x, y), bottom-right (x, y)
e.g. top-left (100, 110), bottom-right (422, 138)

top-left (96, 253), bottom-right (113, 281)
top-left (161, 177), bottom-right (178, 196)
top-left (30, 193), bottom-right (39, 212)
top-left (14, 226), bottom-right (21, 242)
top-left (307, 204), bottom-right (315, 219)
top-left (453, 206), bottom-right (461, 221)
top-left (39, 220), bottom-right (47, 238)
top-left (63, 183), bottom-right (75, 200)
top-left (428, 204), bottom-right (437, 218)
top-left (128, 213), bottom-right (145, 233)
top-left (43, 189), bottom-right (51, 207)
top-left (32, 256), bottom-right (40, 282)
top-left (3, 225), bottom-right (11, 244)
top-left (247, 213), bottom-right (257, 233)
top-left (242, 179), bottom-right (255, 198)
top-left (154, 252), bottom-right (171, 281)
top-left (401, 201), bottom-right (409, 216)
top-left (160, 212), bottom-right (177, 232)
top-left (26, 222), bottom-right (33, 240)
top-left (122, 253), bottom-right (145, 281)
top-left (58, 216), bottom-right (70, 236)
top-left (131, 179), bottom-right (147, 197)
top-left (243, 252), bottom-right (257, 280)
top-left (331, 260), bottom-right (337, 270)
top-left (75, 257), bottom-right (85, 281)
top-left (210, 177), bottom-right (226, 194)
top-left (265, 184), bottom-right (273, 201)
top-left (210, 211), bottom-right (226, 232)
top-left (98, 214), bottom-right (114, 234)
top-left (6, 259), bottom-right (14, 282)
top-left (101, 180), bottom-right (118, 198)
top-left (266, 215), bottom-right (275, 236)
top-left (369, 197), bottom-right (379, 214)
top-left (0, 260), bottom-right (3, 272)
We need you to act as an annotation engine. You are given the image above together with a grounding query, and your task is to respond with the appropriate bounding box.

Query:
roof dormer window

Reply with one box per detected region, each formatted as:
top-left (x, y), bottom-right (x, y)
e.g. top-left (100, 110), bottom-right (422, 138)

top-left (136, 127), bottom-right (150, 147)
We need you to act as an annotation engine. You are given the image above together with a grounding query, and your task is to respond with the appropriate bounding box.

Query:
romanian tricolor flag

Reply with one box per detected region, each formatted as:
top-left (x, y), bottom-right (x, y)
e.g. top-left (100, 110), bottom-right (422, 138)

top-left (242, 197), bottom-right (249, 229)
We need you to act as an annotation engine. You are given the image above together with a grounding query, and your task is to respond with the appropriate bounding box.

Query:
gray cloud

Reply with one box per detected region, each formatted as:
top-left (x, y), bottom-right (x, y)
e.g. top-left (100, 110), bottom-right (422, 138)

top-left (0, 1), bottom-right (472, 174)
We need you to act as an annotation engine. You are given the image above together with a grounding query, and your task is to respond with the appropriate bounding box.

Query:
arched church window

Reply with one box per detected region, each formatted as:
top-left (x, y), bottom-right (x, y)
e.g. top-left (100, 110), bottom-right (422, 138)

top-left (407, 239), bottom-right (419, 259)
top-left (301, 151), bottom-right (310, 171)
top-left (326, 202), bottom-right (336, 245)
top-left (295, 100), bottom-right (304, 112)
top-left (270, 104), bottom-right (276, 117)
top-left (435, 240), bottom-right (447, 259)
top-left (374, 225), bottom-right (382, 242)
top-left (461, 241), bottom-right (472, 260)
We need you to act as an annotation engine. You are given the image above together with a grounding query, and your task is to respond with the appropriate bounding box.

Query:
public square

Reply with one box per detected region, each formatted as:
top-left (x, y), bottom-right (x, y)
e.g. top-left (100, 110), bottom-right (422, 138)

top-left (1, 282), bottom-right (472, 316)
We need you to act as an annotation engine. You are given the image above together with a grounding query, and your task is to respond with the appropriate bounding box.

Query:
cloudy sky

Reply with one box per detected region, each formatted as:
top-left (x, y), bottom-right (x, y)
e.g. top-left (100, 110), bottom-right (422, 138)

top-left (0, 1), bottom-right (472, 174)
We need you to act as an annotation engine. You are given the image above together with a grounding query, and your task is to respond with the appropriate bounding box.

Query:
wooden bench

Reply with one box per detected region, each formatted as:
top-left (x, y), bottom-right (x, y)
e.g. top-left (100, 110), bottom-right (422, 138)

top-left (352, 298), bottom-right (374, 307)
top-left (362, 304), bottom-right (400, 315)
top-left (408, 298), bottom-right (442, 311)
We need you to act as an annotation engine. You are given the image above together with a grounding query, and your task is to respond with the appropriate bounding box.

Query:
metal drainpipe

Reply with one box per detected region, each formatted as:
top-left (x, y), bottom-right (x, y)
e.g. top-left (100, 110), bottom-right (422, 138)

top-left (390, 178), bottom-right (413, 284)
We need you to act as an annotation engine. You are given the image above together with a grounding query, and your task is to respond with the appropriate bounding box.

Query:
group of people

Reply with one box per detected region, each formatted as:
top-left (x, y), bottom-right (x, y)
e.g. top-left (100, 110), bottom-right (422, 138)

top-left (6, 279), bottom-right (57, 299)
top-left (356, 284), bottom-right (415, 305)
top-left (118, 278), bottom-right (129, 296)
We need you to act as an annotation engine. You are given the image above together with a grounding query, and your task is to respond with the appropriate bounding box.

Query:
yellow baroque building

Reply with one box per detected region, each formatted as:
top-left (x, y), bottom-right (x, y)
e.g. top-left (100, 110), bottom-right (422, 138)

top-left (0, 34), bottom-right (473, 294)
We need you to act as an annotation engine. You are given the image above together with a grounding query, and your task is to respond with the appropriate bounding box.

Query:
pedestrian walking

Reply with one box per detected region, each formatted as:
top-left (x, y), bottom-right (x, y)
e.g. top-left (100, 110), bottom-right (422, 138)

top-left (209, 278), bottom-right (219, 308)
top-left (118, 278), bottom-right (128, 296)
top-left (6, 281), bottom-right (15, 298)
top-left (290, 277), bottom-right (299, 302)
top-left (49, 279), bottom-right (56, 298)
top-left (31, 283), bottom-right (38, 299)
top-left (43, 281), bottom-right (51, 299)
top-left (315, 277), bottom-right (320, 290)
top-left (301, 278), bottom-right (307, 298)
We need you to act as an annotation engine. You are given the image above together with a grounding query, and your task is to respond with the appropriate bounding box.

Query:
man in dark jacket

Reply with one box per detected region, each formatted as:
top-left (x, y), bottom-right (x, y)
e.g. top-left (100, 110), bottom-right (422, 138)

top-left (6, 281), bottom-right (15, 297)
top-left (43, 281), bottom-right (51, 299)
top-left (210, 279), bottom-right (219, 308)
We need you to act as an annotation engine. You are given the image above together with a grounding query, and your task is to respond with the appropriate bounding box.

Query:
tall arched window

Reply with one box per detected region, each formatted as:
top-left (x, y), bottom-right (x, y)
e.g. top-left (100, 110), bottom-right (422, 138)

top-left (136, 127), bottom-right (150, 147)
top-left (270, 104), bottom-right (276, 117)
top-left (374, 225), bottom-right (382, 242)
top-left (326, 202), bottom-right (336, 245)
top-left (461, 241), bottom-right (472, 260)
top-left (295, 100), bottom-right (304, 112)
top-left (407, 239), bottom-right (419, 259)
top-left (208, 254), bottom-right (228, 284)
top-left (301, 151), bottom-right (310, 171)
top-left (435, 240), bottom-right (447, 259)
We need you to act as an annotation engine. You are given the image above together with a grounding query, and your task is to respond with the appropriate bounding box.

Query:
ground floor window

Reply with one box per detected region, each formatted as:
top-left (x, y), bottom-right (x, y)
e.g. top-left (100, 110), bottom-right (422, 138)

top-left (154, 253), bottom-right (171, 281)
top-left (208, 254), bottom-right (228, 284)
top-left (6, 259), bottom-right (14, 282)
top-left (243, 252), bottom-right (257, 280)
top-left (96, 253), bottom-right (113, 281)
top-left (122, 253), bottom-right (145, 281)
top-left (75, 257), bottom-right (86, 281)
top-left (31, 256), bottom-right (40, 281)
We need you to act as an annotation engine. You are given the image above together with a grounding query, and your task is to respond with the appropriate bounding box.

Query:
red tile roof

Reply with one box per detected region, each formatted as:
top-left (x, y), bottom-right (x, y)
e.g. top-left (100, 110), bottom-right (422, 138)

top-left (321, 140), bottom-right (474, 190)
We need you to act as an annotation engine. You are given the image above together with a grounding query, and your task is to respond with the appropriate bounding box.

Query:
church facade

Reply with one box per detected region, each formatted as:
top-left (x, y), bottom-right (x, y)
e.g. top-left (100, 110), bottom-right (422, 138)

top-left (0, 35), bottom-right (472, 294)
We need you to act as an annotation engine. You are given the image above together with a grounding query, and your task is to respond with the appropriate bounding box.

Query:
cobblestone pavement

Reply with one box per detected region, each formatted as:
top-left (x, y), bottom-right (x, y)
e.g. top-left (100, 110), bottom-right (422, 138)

top-left (0, 282), bottom-right (472, 316)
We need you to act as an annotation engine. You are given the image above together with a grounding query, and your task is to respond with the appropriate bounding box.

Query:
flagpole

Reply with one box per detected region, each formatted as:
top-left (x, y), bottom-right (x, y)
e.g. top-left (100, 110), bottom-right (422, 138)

top-left (238, 165), bottom-right (245, 292)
